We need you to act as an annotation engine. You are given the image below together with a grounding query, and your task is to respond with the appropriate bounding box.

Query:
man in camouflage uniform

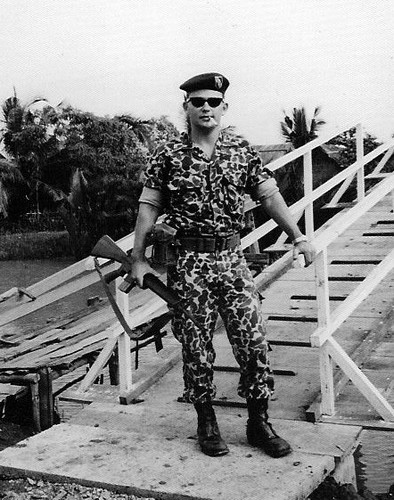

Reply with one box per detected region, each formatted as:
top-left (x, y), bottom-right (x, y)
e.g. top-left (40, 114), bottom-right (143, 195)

top-left (131, 73), bottom-right (315, 457)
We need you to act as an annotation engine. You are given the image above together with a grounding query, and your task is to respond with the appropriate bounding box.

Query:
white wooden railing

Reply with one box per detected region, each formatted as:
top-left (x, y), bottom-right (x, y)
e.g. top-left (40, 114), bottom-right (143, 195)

top-left (1, 122), bottom-right (393, 418)
top-left (242, 123), bottom-right (394, 422)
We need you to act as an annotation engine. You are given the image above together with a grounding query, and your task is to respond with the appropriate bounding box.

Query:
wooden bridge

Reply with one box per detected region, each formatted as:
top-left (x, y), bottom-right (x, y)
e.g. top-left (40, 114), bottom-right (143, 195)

top-left (0, 122), bottom-right (393, 499)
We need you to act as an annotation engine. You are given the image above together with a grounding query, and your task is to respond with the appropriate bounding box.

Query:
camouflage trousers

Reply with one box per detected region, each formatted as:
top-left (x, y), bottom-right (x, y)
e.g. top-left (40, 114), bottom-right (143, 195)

top-left (167, 247), bottom-right (274, 404)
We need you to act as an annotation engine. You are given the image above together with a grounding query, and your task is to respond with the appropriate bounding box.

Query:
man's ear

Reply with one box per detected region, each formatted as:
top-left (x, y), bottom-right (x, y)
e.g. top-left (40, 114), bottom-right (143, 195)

top-left (182, 100), bottom-right (189, 112)
top-left (222, 101), bottom-right (229, 115)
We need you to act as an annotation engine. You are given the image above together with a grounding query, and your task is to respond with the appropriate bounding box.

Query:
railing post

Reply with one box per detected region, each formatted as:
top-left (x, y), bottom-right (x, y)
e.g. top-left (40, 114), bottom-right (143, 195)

top-left (314, 248), bottom-right (335, 415)
top-left (118, 332), bottom-right (132, 397)
top-left (314, 249), bottom-right (330, 331)
top-left (303, 150), bottom-right (314, 238)
top-left (356, 123), bottom-right (365, 202)
top-left (320, 343), bottom-right (335, 415)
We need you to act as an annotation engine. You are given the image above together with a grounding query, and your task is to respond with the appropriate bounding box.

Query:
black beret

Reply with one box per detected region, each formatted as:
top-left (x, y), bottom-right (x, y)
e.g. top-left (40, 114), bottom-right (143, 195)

top-left (180, 72), bottom-right (230, 94)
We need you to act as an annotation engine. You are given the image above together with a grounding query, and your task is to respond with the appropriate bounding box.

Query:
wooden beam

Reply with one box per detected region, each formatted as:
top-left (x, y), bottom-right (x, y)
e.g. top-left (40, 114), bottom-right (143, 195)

top-left (38, 367), bottom-right (54, 430)
top-left (367, 146), bottom-right (394, 177)
top-left (326, 337), bottom-right (394, 422)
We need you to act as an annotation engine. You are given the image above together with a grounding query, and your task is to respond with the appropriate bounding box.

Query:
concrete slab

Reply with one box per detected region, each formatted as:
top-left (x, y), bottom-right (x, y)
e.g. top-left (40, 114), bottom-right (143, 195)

top-left (0, 422), bottom-right (334, 500)
top-left (0, 361), bottom-right (362, 500)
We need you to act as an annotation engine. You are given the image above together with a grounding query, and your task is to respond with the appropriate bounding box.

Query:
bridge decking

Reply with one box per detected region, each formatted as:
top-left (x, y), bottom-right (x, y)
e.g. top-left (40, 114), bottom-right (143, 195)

top-left (0, 197), bottom-right (392, 499)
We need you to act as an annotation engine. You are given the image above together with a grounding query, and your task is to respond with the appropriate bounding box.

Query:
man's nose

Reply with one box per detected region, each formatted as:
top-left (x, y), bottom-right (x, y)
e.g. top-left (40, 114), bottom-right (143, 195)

top-left (201, 101), bottom-right (211, 110)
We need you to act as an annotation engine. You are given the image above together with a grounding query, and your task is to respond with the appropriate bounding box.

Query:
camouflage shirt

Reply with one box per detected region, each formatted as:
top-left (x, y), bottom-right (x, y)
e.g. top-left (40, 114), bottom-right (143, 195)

top-left (143, 131), bottom-right (279, 234)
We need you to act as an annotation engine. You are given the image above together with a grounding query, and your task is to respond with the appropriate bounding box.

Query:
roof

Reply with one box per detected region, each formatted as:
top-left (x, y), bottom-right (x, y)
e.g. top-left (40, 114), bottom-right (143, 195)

top-left (255, 142), bottom-right (344, 166)
top-left (254, 143), bottom-right (294, 166)
top-left (320, 143), bottom-right (346, 162)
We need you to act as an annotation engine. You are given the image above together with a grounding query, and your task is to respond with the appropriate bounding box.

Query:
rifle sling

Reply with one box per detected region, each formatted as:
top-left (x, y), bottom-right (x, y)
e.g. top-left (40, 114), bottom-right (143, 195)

top-left (94, 259), bottom-right (143, 341)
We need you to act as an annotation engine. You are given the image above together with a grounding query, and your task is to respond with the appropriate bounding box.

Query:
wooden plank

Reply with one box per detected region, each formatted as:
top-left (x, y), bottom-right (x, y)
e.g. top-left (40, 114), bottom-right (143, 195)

top-left (319, 416), bottom-right (394, 430)
top-left (0, 383), bottom-right (27, 399)
top-left (0, 312), bottom-right (115, 364)
top-left (0, 331), bottom-right (109, 370)
top-left (0, 288), bottom-right (167, 370)
top-left (212, 362), bottom-right (322, 421)
top-left (0, 300), bottom-right (110, 344)
top-left (0, 231), bottom-right (136, 305)
top-left (0, 247), bottom-right (156, 328)
top-left (261, 286), bottom-right (392, 321)
top-left (0, 271), bottom-right (106, 327)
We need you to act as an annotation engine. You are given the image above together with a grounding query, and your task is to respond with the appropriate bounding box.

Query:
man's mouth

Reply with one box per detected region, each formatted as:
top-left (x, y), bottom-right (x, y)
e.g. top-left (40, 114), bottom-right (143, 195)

top-left (201, 116), bottom-right (217, 124)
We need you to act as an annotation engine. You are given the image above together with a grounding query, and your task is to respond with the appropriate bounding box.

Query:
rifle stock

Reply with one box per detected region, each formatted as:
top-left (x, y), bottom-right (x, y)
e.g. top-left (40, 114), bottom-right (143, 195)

top-left (91, 235), bottom-right (131, 267)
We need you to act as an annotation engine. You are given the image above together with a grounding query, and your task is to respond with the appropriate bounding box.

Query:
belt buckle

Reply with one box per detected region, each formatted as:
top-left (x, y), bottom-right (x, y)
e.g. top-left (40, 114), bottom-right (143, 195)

top-left (215, 236), bottom-right (227, 252)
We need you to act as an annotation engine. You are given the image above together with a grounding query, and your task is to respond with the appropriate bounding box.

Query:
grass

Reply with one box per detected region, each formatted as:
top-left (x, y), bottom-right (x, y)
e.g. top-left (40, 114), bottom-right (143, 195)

top-left (0, 231), bottom-right (72, 260)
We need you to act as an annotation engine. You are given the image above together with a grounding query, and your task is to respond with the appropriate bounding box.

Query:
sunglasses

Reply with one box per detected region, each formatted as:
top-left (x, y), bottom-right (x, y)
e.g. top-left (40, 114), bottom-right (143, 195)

top-left (187, 97), bottom-right (223, 108)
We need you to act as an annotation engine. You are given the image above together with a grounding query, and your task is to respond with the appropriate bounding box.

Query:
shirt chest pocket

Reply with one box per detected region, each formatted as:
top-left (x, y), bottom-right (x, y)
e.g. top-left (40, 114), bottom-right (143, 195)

top-left (221, 168), bottom-right (248, 207)
top-left (167, 173), bottom-right (204, 208)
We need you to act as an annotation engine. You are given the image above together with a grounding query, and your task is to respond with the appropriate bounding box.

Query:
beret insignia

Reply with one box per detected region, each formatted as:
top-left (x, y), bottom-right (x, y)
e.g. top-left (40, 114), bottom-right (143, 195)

top-left (214, 75), bottom-right (223, 90)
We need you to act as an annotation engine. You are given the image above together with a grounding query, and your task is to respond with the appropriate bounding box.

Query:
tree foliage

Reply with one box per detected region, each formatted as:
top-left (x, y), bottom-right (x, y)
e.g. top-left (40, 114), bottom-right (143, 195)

top-left (327, 127), bottom-right (382, 168)
top-left (327, 127), bottom-right (383, 202)
top-left (280, 106), bottom-right (326, 149)
top-left (0, 158), bottom-right (27, 218)
top-left (278, 106), bottom-right (326, 204)
top-left (1, 92), bottom-right (179, 258)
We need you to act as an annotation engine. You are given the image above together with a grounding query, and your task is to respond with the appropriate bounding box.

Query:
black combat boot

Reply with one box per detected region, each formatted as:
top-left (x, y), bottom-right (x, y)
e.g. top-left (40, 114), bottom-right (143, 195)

top-left (194, 401), bottom-right (229, 457)
top-left (246, 398), bottom-right (292, 458)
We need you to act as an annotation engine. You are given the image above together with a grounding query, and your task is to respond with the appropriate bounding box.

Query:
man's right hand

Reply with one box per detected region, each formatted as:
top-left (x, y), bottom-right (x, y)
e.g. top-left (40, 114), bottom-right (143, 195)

top-left (130, 257), bottom-right (158, 288)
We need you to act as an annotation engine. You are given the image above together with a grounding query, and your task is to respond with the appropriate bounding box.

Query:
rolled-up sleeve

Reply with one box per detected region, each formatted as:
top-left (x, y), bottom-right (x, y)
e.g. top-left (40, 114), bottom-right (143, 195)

top-left (247, 149), bottom-right (279, 201)
top-left (251, 176), bottom-right (279, 201)
top-left (138, 186), bottom-right (163, 209)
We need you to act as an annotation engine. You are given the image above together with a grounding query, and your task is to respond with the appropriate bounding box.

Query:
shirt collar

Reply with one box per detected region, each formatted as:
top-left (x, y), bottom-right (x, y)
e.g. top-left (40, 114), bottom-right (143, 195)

top-left (179, 130), bottom-right (227, 151)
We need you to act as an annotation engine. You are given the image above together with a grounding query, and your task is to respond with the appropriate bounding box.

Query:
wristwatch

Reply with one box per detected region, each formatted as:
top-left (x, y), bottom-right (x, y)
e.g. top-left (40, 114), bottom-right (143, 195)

top-left (292, 235), bottom-right (308, 245)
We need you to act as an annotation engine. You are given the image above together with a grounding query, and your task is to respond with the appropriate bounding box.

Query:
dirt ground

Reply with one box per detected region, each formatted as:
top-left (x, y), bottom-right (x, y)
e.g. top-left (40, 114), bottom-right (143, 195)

top-left (0, 476), bottom-right (157, 500)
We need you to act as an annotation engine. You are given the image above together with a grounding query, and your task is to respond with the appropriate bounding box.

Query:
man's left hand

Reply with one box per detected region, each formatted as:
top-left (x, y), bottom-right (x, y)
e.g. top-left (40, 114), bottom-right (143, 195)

top-left (293, 241), bottom-right (316, 267)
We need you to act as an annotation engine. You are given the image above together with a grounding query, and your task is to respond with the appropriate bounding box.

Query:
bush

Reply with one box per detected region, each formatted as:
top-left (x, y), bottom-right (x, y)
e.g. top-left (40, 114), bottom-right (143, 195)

top-left (0, 211), bottom-right (66, 234)
top-left (0, 231), bottom-right (71, 260)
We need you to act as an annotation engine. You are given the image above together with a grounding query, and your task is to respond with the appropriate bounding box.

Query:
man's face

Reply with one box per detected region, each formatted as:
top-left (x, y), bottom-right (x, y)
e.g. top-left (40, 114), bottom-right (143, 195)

top-left (183, 89), bottom-right (228, 131)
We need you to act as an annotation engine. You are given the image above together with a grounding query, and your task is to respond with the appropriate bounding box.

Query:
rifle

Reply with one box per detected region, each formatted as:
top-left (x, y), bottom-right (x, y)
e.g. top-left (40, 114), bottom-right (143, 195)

top-left (91, 235), bottom-right (201, 329)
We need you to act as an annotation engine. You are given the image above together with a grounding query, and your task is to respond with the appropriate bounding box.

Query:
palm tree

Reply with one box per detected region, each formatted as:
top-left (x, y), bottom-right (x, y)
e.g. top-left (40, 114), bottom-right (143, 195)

top-left (0, 158), bottom-right (25, 217)
top-left (115, 114), bottom-right (153, 149)
top-left (280, 106), bottom-right (325, 149)
top-left (277, 107), bottom-right (326, 203)
top-left (1, 90), bottom-right (49, 215)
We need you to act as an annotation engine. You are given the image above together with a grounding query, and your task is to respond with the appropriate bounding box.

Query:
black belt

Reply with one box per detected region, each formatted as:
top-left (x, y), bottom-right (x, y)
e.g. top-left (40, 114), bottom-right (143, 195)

top-left (177, 233), bottom-right (240, 253)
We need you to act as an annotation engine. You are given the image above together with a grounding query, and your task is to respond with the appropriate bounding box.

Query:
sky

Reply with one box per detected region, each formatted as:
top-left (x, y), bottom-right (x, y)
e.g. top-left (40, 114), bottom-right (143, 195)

top-left (1, 0), bottom-right (393, 145)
